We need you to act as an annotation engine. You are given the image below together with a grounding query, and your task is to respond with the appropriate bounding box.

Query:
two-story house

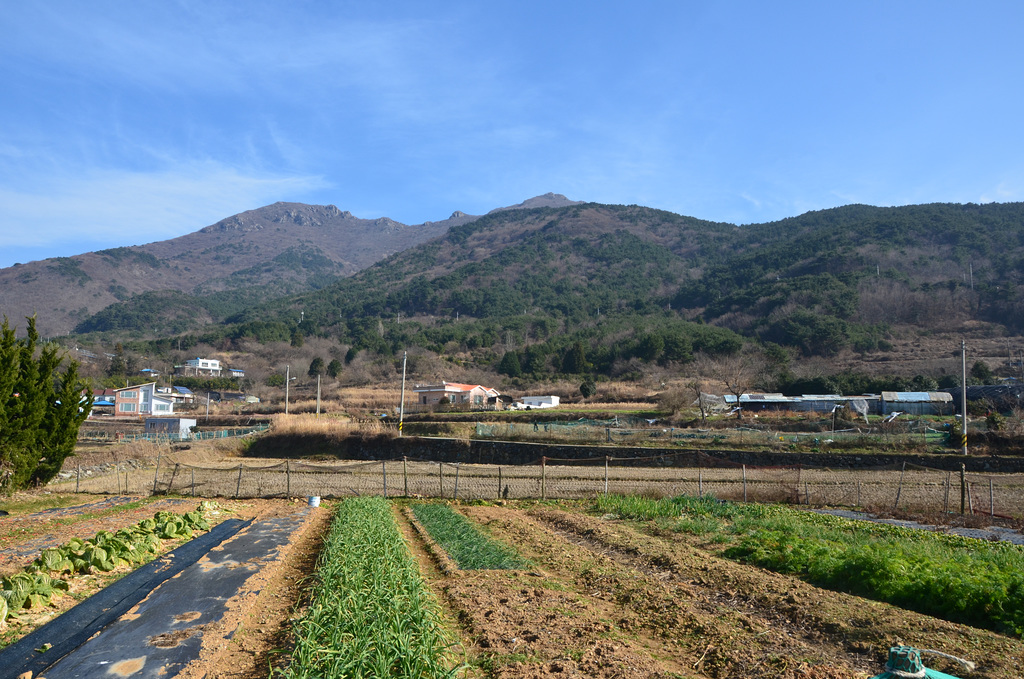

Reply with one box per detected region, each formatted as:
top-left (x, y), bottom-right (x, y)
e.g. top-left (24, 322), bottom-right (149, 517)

top-left (113, 382), bottom-right (174, 417)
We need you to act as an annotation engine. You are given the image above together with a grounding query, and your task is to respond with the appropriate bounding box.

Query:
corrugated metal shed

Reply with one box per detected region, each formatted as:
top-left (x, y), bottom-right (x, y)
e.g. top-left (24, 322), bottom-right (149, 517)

top-left (880, 391), bottom-right (953, 415)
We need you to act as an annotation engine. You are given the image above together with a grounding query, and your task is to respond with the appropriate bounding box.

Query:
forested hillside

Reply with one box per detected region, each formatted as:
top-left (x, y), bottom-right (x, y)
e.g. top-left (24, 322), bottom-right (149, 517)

top-left (73, 200), bottom-right (1024, 387)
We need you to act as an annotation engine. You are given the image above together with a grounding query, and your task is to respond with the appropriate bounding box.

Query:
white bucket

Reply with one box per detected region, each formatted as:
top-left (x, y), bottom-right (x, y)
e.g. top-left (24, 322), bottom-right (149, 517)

top-left (308, 496), bottom-right (320, 508)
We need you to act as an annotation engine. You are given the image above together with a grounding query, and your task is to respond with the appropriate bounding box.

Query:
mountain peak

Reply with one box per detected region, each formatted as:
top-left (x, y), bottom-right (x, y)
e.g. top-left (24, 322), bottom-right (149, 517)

top-left (489, 193), bottom-right (582, 214)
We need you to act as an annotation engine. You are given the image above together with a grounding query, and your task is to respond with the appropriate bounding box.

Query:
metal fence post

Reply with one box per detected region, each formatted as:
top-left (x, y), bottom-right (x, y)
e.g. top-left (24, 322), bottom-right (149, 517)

top-left (76, 465), bottom-right (81, 493)
top-left (498, 466), bottom-right (502, 500)
top-left (454, 463), bottom-right (460, 500)
top-left (604, 456), bottom-right (609, 496)
top-left (286, 460), bottom-right (291, 498)
top-left (236, 464), bottom-right (243, 499)
top-left (541, 457), bottom-right (547, 501)
top-left (191, 468), bottom-right (195, 497)
top-left (742, 465), bottom-right (747, 502)
top-left (990, 478), bottom-right (994, 518)
top-left (439, 463), bottom-right (444, 498)
top-left (382, 460), bottom-right (387, 498)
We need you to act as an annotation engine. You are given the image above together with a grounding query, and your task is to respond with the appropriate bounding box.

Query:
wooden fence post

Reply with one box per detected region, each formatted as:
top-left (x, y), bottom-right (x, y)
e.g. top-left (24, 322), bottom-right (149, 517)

top-left (235, 464), bottom-right (243, 499)
top-left (943, 472), bottom-right (950, 514)
top-left (286, 460), bottom-right (291, 498)
top-left (439, 463), bottom-right (444, 498)
top-left (498, 466), bottom-right (503, 500)
top-left (742, 465), bottom-right (747, 502)
top-left (403, 457), bottom-right (409, 497)
top-left (192, 468), bottom-right (196, 497)
top-left (168, 464), bottom-right (179, 494)
top-left (893, 461), bottom-right (906, 510)
top-left (382, 460), bottom-right (387, 498)
top-left (604, 456), bottom-right (610, 496)
top-left (454, 463), bottom-right (460, 500)
top-left (960, 464), bottom-right (966, 516)
top-left (153, 453), bottom-right (161, 494)
top-left (76, 465), bottom-right (81, 493)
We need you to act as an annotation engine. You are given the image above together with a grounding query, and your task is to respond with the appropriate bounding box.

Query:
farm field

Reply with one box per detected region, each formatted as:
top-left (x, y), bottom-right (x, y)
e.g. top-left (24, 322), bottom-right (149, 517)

top-left (3, 493), bottom-right (1023, 678)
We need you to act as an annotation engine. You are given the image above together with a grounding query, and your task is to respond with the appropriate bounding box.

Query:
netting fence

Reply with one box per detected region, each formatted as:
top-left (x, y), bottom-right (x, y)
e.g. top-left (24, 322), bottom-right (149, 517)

top-left (77, 424), bottom-right (269, 444)
top-left (50, 450), bottom-right (1024, 519)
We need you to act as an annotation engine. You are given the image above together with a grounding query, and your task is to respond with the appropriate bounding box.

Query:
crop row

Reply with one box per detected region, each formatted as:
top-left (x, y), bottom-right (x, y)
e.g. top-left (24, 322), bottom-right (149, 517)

top-left (411, 503), bottom-right (528, 570)
top-left (595, 493), bottom-right (1024, 637)
top-left (1, 503), bottom-right (214, 628)
top-left (284, 497), bottom-right (460, 679)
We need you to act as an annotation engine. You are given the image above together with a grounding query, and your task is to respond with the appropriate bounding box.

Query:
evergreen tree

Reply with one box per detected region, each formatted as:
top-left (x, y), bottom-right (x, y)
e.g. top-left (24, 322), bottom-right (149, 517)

top-left (327, 358), bottom-right (343, 379)
top-left (562, 341), bottom-right (589, 374)
top-left (0, 317), bottom-right (92, 491)
top-left (497, 351), bottom-right (522, 377)
top-left (580, 379), bottom-right (597, 399)
top-left (308, 357), bottom-right (326, 377)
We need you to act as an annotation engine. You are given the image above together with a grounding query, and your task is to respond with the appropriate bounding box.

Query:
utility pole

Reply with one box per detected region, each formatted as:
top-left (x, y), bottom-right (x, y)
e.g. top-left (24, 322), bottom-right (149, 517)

top-left (399, 351), bottom-right (407, 437)
top-left (285, 365), bottom-right (290, 415)
top-left (961, 340), bottom-right (968, 456)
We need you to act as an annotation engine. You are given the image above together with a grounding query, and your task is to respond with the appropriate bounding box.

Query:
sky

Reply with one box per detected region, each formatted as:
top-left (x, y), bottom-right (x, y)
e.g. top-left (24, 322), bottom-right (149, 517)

top-left (2, 1), bottom-right (1023, 268)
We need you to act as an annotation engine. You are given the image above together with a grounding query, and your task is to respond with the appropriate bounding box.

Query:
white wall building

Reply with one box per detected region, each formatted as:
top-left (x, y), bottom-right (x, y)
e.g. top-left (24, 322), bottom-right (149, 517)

top-left (520, 395), bottom-right (560, 409)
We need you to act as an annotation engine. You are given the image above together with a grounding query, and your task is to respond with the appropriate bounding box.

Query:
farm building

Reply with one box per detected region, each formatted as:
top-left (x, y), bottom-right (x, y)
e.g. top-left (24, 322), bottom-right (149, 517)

top-left (521, 395), bottom-right (560, 409)
top-left (879, 392), bottom-right (954, 416)
top-left (145, 417), bottom-right (197, 437)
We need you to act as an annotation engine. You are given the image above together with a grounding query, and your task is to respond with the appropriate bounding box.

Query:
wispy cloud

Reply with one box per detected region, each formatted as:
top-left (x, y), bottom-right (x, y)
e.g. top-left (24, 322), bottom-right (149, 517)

top-left (0, 160), bottom-right (327, 251)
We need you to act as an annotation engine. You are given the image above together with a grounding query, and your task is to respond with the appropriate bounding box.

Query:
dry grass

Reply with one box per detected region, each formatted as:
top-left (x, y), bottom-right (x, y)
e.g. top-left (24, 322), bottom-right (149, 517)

top-left (268, 412), bottom-right (397, 440)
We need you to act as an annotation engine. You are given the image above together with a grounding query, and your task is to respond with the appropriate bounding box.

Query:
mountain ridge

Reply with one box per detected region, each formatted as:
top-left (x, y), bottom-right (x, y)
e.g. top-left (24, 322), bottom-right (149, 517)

top-left (0, 194), bottom-right (580, 336)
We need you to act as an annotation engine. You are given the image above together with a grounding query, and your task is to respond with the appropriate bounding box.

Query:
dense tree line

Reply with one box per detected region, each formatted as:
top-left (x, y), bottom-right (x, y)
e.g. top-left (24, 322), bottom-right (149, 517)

top-left (1, 318), bottom-right (92, 491)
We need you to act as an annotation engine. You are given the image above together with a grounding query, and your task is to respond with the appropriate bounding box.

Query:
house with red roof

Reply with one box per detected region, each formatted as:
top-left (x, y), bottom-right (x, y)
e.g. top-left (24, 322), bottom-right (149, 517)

top-left (413, 382), bottom-right (500, 408)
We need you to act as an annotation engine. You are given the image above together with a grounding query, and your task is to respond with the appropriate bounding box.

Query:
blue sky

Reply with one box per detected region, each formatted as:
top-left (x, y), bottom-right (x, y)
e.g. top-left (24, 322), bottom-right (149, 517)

top-left (2, 2), bottom-right (1023, 268)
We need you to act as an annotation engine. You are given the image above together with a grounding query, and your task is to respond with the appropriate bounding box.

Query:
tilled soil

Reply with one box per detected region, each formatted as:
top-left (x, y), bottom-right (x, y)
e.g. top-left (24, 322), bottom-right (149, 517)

top-left (398, 502), bottom-right (1024, 679)
top-left (5, 496), bottom-right (1022, 678)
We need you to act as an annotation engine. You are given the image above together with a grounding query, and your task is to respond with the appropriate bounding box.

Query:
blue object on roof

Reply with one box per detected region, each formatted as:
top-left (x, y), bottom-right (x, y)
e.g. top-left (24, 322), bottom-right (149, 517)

top-left (173, 386), bottom-right (194, 394)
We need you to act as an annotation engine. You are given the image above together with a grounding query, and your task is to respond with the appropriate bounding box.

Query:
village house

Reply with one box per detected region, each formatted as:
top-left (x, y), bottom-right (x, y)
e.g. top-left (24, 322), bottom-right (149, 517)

top-left (176, 358), bottom-right (222, 377)
top-left (113, 382), bottom-right (174, 417)
top-left (413, 382), bottom-right (500, 407)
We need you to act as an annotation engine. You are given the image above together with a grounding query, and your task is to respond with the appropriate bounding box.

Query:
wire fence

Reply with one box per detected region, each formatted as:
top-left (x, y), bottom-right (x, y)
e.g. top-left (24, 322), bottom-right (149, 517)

top-left (50, 451), bottom-right (1024, 519)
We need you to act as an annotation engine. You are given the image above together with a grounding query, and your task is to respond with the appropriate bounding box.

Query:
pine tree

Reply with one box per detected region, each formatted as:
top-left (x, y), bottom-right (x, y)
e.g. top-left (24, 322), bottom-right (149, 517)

top-left (0, 317), bottom-right (92, 491)
top-left (498, 351), bottom-right (522, 377)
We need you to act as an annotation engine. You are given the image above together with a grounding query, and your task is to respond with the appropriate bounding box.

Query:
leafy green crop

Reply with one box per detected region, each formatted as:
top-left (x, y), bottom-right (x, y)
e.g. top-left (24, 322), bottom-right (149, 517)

top-left (1, 503), bottom-right (217, 626)
top-left (412, 503), bottom-right (528, 570)
top-left (595, 494), bottom-right (1024, 638)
